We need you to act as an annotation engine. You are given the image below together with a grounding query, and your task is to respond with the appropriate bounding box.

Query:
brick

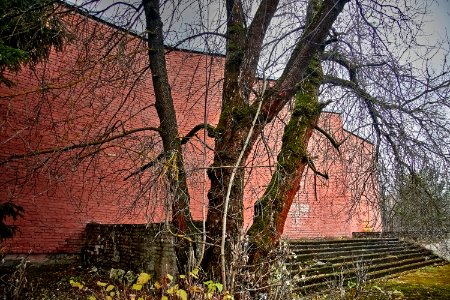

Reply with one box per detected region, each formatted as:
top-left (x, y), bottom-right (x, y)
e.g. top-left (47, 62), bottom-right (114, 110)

top-left (0, 10), bottom-right (380, 254)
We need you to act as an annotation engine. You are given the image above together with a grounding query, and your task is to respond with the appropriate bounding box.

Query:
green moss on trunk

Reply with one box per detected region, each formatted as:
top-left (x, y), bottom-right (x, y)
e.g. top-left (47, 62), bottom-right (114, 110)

top-left (248, 54), bottom-right (324, 258)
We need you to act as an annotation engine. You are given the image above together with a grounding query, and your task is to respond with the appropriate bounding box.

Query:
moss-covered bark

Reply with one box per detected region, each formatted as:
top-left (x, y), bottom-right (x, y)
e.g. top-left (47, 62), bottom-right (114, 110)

top-left (247, 54), bottom-right (324, 263)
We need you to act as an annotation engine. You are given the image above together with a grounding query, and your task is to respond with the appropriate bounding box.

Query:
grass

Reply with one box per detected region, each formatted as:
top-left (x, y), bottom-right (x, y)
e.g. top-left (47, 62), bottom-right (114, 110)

top-left (370, 263), bottom-right (450, 299)
top-left (308, 263), bottom-right (450, 299)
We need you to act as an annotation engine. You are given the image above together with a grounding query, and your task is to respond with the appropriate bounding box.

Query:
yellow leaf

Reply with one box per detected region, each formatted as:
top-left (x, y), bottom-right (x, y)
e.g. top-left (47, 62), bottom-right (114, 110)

top-left (176, 289), bottom-right (188, 300)
top-left (138, 298), bottom-right (144, 300)
top-left (96, 281), bottom-right (108, 287)
top-left (69, 280), bottom-right (84, 289)
top-left (167, 284), bottom-right (178, 294)
top-left (179, 274), bottom-right (186, 279)
top-left (154, 281), bottom-right (161, 289)
top-left (190, 267), bottom-right (199, 279)
top-left (136, 273), bottom-right (151, 285)
top-left (223, 291), bottom-right (234, 300)
top-left (110, 291), bottom-right (116, 297)
top-left (161, 296), bottom-right (169, 300)
top-left (106, 284), bottom-right (115, 292)
top-left (166, 273), bottom-right (174, 282)
top-left (87, 296), bottom-right (96, 300)
top-left (132, 284), bottom-right (143, 291)
top-left (106, 296), bottom-right (112, 300)
top-left (189, 285), bottom-right (203, 293)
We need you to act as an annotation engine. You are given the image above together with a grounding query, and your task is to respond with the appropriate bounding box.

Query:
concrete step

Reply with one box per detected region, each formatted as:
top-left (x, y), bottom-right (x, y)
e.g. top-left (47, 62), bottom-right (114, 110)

top-left (291, 245), bottom-right (413, 260)
top-left (289, 238), bottom-right (399, 247)
top-left (290, 251), bottom-right (439, 277)
top-left (291, 241), bottom-right (408, 254)
top-left (297, 256), bottom-right (437, 286)
top-left (286, 237), bottom-right (448, 294)
top-left (287, 248), bottom-right (430, 268)
top-left (294, 258), bottom-right (445, 294)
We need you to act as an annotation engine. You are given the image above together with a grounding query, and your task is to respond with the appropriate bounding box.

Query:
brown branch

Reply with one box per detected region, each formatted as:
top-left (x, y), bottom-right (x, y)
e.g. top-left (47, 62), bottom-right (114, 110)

top-left (165, 32), bottom-right (226, 53)
top-left (123, 152), bottom-right (165, 180)
top-left (124, 123), bottom-right (216, 180)
top-left (321, 51), bottom-right (387, 81)
top-left (180, 123), bottom-right (216, 145)
top-left (322, 76), bottom-right (412, 172)
top-left (241, 0), bottom-right (280, 99)
top-left (0, 126), bottom-right (160, 165)
top-left (306, 156), bottom-right (329, 180)
top-left (314, 125), bottom-right (344, 152)
top-left (258, 0), bottom-right (349, 123)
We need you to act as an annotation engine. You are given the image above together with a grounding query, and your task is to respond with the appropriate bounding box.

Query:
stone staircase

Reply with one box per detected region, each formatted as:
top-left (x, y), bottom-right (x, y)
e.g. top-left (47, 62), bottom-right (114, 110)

top-left (287, 237), bottom-right (447, 294)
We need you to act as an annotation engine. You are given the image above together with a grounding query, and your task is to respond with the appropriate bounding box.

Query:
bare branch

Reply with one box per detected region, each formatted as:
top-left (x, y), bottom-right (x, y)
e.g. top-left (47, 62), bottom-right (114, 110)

top-left (0, 126), bottom-right (160, 165)
top-left (180, 123), bottom-right (216, 145)
top-left (306, 155), bottom-right (329, 180)
top-left (314, 125), bottom-right (344, 152)
top-left (259, 0), bottom-right (349, 122)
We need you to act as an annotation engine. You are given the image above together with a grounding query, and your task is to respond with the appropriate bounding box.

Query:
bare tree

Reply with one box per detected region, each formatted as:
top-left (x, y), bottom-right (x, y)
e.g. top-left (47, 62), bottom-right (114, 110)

top-left (1, 0), bottom-right (449, 294)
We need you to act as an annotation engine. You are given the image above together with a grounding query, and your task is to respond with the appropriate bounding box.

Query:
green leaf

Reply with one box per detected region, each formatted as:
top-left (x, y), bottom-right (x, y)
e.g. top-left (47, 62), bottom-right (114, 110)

top-left (132, 284), bottom-right (143, 291)
top-left (87, 296), bottom-right (96, 300)
top-left (161, 296), bottom-right (169, 300)
top-left (204, 280), bottom-right (217, 293)
top-left (179, 274), bottom-right (186, 279)
top-left (203, 280), bottom-right (213, 286)
top-left (215, 282), bottom-right (223, 293)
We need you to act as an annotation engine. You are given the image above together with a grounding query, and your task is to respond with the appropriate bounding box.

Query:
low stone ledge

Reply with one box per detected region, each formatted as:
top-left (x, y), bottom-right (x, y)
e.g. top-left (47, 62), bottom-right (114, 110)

top-left (82, 223), bottom-right (177, 278)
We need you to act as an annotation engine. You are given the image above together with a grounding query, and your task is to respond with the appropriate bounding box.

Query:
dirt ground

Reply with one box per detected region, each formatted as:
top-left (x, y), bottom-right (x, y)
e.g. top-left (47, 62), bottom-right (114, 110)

top-left (0, 259), bottom-right (449, 299)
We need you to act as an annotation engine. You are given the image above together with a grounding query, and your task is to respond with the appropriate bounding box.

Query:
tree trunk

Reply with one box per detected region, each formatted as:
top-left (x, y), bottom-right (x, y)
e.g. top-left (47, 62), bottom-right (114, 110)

top-left (247, 53), bottom-right (324, 264)
top-left (201, 104), bottom-right (256, 278)
top-left (143, 0), bottom-right (195, 274)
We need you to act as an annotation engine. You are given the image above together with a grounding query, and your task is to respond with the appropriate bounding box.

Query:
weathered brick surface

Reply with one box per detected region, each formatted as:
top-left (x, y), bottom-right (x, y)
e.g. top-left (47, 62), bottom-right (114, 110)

top-left (0, 10), bottom-right (380, 255)
top-left (82, 223), bottom-right (177, 277)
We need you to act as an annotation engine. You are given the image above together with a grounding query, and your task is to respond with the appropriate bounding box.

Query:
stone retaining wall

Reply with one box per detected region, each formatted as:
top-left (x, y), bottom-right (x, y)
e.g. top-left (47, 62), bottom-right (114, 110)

top-left (82, 223), bottom-right (177, 277)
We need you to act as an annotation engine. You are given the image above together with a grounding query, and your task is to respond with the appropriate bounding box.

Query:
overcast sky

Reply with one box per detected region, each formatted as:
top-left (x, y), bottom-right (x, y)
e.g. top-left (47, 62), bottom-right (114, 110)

top-left (69, 0), bottom-right (449, 75)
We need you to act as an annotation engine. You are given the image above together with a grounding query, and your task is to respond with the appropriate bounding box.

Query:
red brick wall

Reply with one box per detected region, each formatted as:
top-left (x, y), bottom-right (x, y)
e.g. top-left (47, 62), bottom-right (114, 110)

top-left (0, 12), bottom-right (380, 254)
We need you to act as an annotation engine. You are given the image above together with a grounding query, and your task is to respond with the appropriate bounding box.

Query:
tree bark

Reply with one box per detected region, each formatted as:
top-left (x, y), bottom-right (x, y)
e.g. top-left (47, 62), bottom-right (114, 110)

top-left (143, 0), bottom-right (195, 274)
top-left (247, 54), bottom-right (325, 266)
top-left (201, 0), bottom-right (348, 279)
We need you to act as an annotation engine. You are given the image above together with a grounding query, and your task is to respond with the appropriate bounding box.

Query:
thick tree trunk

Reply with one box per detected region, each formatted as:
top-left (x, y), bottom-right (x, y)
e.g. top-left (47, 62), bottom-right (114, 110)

top-left (200, 0), bottom-right (253, 280)
top-left (247, 54), bottom-right (324, 264)
top-left (143, 0), bottom-right (194, 273)
top-left (201, 106), bottom-right (255, 278)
